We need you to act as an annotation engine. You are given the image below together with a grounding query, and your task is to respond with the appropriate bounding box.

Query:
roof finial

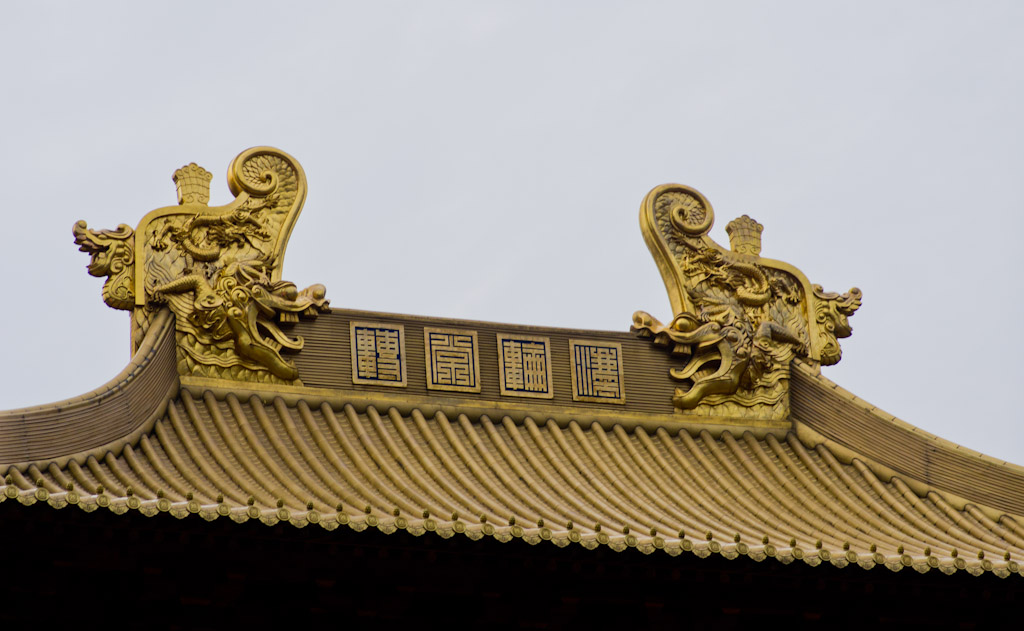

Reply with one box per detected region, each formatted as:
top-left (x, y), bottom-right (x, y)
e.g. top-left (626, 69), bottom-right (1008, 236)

top-left (74, 148), bottom-right (330, 380)
top-left (633, 183), bottom-right (862, 420)
top-left (725, 215), bottom-right (763, 256)
top-left (172, 163), bottom-right (212, 206)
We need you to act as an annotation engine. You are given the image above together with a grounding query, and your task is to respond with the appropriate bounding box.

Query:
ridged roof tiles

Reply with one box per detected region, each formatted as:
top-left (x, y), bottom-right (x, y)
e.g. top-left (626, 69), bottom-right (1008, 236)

top-left (3, 331), bottom-right (1023, 578)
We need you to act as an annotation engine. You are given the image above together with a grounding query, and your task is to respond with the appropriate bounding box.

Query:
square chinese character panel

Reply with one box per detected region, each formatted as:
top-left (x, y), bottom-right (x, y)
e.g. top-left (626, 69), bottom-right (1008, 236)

top-left (424, 328), bottom-right (481, 393)
top-left (350, 322), bottom-right (407, 387)
top-left (496, 334), bottom-right (554, 399)
top-left (568, 340), bottom-right (625, 404)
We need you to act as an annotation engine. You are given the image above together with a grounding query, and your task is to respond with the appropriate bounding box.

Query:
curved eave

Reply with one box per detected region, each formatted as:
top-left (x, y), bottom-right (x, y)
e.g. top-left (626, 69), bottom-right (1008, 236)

top-left (790, 360), bottom-right (1024, 518)
top-left (3, 386), bottom-right (1023, 577)
top-left (0, 309), bottom-right (179, 468)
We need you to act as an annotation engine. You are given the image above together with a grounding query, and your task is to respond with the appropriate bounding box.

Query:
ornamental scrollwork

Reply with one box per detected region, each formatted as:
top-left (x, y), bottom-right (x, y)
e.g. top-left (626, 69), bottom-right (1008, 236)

top-left (632, 185), bottom-right (860, 420)
top-left (74, 147), bottom-right (328, 385)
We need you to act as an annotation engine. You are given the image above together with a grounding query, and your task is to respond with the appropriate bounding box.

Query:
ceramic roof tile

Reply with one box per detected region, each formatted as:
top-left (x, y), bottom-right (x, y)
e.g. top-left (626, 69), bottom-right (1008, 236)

top-left (4, 383), bottom-right (1022, 578)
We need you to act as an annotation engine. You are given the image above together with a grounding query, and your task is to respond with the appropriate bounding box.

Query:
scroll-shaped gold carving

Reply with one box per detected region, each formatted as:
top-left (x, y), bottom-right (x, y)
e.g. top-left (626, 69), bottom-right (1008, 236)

top-left (74, 147), bottom-right (328, 385)
top-left (632, 184), bottom-right (861, 420)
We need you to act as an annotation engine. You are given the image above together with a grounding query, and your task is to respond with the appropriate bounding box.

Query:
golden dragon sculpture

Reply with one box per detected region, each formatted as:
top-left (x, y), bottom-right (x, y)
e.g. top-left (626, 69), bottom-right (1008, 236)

top-left (632, 185), bottom-right (861, 421)
top-left (73, 147), bottom-right (328, 385)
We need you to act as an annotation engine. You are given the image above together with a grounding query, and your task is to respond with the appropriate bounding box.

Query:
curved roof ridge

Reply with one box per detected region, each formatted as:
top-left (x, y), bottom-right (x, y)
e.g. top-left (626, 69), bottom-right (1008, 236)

top-left (790, 359), bottom-right (1024, 518)
top-left (0, 309), bottom-right (179, 469)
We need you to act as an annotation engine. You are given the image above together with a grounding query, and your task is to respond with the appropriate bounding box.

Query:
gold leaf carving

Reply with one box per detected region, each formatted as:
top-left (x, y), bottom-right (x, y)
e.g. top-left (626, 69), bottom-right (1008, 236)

top-left (72, 221), bottom-right (135, 311)
top-left (633, 184), bottom-right (860, 419)
top-left (75, 147), bottom-right (328, 385)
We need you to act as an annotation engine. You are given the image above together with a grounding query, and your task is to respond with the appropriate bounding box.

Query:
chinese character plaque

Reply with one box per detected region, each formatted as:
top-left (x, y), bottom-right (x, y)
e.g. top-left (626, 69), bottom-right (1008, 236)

top-left (351, 322), bottom-right (407, 387)
top-left (424, 328), bottom-right (481, 393)
top-left (497, 334), bottom-right (553, 399)
top-left (569, 340), bottom-right (625, 404)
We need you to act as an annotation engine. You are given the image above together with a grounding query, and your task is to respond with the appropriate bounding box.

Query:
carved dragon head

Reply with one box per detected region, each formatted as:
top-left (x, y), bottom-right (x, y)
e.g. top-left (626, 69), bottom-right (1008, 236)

top-left (72, 220), bottom-right (135, 311)
top-left (74, 148), bottom-right (329, 386)
top-left (633, 184), bottom-right (861, 419)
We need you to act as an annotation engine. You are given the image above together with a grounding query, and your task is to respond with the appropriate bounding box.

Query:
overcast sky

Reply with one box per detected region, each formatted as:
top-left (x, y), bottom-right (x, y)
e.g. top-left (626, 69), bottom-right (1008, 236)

top-left (2, 3), bottom-right (1022, 464)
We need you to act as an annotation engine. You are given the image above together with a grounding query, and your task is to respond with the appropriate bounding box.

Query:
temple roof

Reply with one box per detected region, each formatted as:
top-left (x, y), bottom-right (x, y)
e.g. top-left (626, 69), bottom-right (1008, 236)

top-left (3, 306), bottom-right (1023, 579)
top-left (4, 147), bottom-right (1022, 580)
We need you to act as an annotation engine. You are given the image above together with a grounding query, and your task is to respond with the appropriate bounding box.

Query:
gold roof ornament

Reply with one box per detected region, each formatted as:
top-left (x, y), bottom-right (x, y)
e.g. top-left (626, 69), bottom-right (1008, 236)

top-left (73, 147), bottom-right (329, 385)
top-left (172, 163), bottom-right (213, 205)
top-left (632, 184), bottom-right (861, 421)
top-left (4, 155), bottom-right (1024, 583)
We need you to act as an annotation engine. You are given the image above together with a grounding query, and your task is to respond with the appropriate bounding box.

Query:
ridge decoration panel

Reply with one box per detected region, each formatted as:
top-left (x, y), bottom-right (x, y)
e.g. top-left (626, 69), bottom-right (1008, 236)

top-left (424, 328), bottom-right (481, 393)
top-left (350, 322), bottom-right (407, 387)
top-left (569, 340), bottom-right (625, 404)
top-left (496, 334), bottom-right (553, 399)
